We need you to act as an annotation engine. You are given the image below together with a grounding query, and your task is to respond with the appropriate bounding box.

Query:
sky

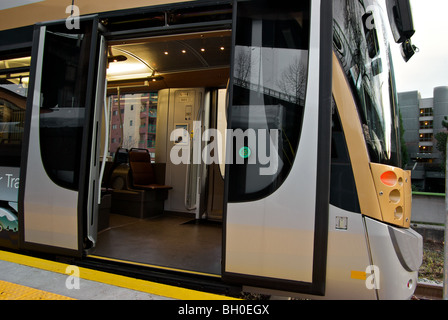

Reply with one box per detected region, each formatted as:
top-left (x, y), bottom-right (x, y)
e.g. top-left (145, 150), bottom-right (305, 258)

top-left (391, 0), bottom-right (448, 98)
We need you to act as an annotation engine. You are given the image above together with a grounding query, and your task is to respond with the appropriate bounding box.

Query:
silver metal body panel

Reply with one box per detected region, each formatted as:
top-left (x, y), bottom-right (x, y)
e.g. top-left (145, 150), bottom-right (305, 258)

top-left (23, 27), bottom-right (78, 250)
top-left (243, 206), bottom-right (420, 300)
top-left (225, 0), bottom-right (322, 283)
top-left (365, 217), bottom-right (420, 300)
top-left (243, 205), bottom-right (377, 300)
top-left (322, 206), bottom-right (377, 299)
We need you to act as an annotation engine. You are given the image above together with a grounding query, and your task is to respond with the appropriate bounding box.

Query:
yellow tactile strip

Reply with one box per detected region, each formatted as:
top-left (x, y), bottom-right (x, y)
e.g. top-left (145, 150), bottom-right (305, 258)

top-left (0, 250), bottom-right (238, 300)
top-left (0, 280), bottom-right (75, 300)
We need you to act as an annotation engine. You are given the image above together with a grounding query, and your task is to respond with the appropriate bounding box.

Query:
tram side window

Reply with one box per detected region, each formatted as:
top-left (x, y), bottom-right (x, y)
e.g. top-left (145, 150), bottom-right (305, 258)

top-left (0, 53), bottom-right (30, 167)
top-left (330, 99), bottom-right (361, 213)
top-left (228, 0), bottom-right (311, 202)
top-left (39, 23), bottom-right (93, 190)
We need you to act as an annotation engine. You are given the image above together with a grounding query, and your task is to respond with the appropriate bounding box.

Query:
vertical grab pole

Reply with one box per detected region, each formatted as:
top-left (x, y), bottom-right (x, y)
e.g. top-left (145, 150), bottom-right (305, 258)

top-left (442, 116), bottom-right (448, 300)
top-left (98, 84), bottom-right (109, 204)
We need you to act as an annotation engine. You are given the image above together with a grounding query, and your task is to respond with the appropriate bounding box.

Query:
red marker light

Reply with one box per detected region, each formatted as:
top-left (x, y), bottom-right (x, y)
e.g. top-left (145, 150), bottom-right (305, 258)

top-left (380, 171), bottom-right (397, 187)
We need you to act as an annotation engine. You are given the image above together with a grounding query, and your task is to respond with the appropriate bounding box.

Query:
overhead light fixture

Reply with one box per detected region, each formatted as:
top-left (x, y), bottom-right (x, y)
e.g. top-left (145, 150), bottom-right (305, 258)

top-left (107, 55), bottom-right (127, 63)
top-left (145, 75), bottom-right (164, 86)
top-left (107, 48), bottom-right (127, 64)
top-left (147, 70), bottom-right (164, 83)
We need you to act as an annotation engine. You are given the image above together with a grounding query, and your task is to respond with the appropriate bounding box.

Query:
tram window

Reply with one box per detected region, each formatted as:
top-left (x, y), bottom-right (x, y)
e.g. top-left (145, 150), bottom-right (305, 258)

top-left (330, 99), bottom-right (361, 213)
top-left (228, 0), bottom-right (310, 202)
top-left (333, 0), bottom-right (400, 167)
top-left (39, 23), bottom-right (93, 190)
top-left (108, 92), bottom-right (158, 161)
top-left (0, 54), bottom-right (30, 167)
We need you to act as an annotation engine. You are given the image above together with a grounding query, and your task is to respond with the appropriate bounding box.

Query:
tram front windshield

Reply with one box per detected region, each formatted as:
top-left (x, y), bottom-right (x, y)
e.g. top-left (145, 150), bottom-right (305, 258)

top-left (333, 0), bottom-right (401, 167)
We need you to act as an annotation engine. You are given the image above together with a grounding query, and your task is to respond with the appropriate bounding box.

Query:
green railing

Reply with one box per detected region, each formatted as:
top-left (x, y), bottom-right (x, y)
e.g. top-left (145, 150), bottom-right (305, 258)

top-left (412, 191), bottom-right (445, 197)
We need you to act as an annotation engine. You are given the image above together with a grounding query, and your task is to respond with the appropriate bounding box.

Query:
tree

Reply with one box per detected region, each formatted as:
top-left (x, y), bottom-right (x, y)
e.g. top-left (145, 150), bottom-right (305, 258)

top-left (399, 111), bottom-right (409, 168)
top-left (443, 116), bottom-right (448, 130)
top-left (436, 132), bottom-right (448, 164)
top-left (435, 116), bottom-right (448, 171)
top-left (277, 58), bottom-right (307, 105)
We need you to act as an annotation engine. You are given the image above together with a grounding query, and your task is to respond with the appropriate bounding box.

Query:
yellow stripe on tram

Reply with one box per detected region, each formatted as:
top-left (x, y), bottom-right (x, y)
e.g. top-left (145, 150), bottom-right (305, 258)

top-left (88, 254), bottom-right (222, 278)
top-left (351, 270), bottom-right (367, 281)
top-left (0, 250), bottom-right (239, 300)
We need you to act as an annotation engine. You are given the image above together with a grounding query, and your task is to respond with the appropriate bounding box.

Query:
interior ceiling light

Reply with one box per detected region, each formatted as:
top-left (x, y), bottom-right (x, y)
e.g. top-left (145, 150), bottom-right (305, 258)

top-left (149, 75), bottom-right (164, 82)
top-left (107, 55), bottom-right (127, 63)
top-left (147, 70), bottom-right (164, 82)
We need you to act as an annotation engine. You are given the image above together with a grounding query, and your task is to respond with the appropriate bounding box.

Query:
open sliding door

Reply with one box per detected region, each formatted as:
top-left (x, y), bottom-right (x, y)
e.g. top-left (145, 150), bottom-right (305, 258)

top-left (19, 17), bottom-right (106, 256)
top-left (223, 0), bottom-right (333, 295)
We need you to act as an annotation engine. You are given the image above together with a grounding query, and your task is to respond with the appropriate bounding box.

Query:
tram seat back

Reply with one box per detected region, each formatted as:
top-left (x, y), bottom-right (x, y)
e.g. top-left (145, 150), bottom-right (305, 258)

top-left (102, 148), bottom-right (129, 190)
top-left (129, 148), bottom-right (156, 185)
top-left (129, 148), bottom-right (172, 191)
top-left (114, 148), bottom-right (129, 166)
top-left (109, 148), bottom-right (171, 219)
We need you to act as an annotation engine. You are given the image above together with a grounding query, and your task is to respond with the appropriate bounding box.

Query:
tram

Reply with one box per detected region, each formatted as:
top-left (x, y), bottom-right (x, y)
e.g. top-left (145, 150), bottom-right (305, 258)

top-left (0, 0), bottom-right (423, 299)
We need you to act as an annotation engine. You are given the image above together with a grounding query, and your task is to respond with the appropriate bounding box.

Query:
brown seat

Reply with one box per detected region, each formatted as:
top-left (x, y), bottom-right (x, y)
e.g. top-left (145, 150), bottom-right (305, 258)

top-left (128, 148), bottom-right (172, 191)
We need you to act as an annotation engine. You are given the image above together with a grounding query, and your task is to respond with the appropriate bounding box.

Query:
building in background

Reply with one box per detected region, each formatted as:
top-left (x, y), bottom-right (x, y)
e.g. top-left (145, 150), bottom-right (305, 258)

top-left (138, 92), bottom-right (158, 160)
top-left (109, 92), bottom-right (158, 160)
top-left (398, 86), bottom-right (448, 192)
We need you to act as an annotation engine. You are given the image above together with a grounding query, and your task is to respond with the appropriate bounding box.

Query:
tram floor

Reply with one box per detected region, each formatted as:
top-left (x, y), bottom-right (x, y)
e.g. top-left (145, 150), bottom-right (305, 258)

top-left (92, 212), bottom-right (222, 276)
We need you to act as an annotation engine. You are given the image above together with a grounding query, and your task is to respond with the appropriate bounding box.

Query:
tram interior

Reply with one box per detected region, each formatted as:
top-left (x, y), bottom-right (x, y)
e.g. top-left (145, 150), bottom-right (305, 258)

top-left (92, 30), bottom-right (231, 275)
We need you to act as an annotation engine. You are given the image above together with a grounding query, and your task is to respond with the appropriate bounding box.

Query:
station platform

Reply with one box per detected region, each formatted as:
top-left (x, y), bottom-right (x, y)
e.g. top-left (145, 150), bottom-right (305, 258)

top-left (0, 250), bottom-right (237, 301)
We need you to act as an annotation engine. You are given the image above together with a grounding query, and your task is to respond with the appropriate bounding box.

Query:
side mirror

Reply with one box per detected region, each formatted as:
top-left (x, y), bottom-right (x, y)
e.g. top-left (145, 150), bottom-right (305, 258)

top-left (386, 0), bottom-right (415, 43)
top-left (400, 38), bottom-right (418, 62)
top-left (386, 0), bottom-right (417, 62)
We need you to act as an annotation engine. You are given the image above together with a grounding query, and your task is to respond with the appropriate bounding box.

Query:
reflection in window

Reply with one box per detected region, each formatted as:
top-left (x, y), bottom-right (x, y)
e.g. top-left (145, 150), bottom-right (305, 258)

top-left (39, 24), bottom-right (93, 190)
top-left (333, 0), bottom-right (400, 167)
top-left (228, 0), bottom-right (310, 202)
top-left (0, 54), bottom-right (30, 167)
top-left (0, 56), bottom-right (31, 69)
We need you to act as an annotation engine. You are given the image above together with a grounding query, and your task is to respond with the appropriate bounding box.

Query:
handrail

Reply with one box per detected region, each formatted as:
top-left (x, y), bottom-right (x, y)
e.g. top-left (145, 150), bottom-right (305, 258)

top-left (98, 82), bottom-right (109, 204)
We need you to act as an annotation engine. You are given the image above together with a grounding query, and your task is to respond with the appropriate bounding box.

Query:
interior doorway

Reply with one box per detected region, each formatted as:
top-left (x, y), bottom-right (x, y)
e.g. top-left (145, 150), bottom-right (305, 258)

top-left (90, 30), bottom-right (231, 276)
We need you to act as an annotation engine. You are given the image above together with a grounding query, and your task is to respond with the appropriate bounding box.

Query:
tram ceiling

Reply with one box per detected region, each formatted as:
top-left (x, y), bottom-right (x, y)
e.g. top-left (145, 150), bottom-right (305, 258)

top-left (106, 30), bottom-right (231, 92)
